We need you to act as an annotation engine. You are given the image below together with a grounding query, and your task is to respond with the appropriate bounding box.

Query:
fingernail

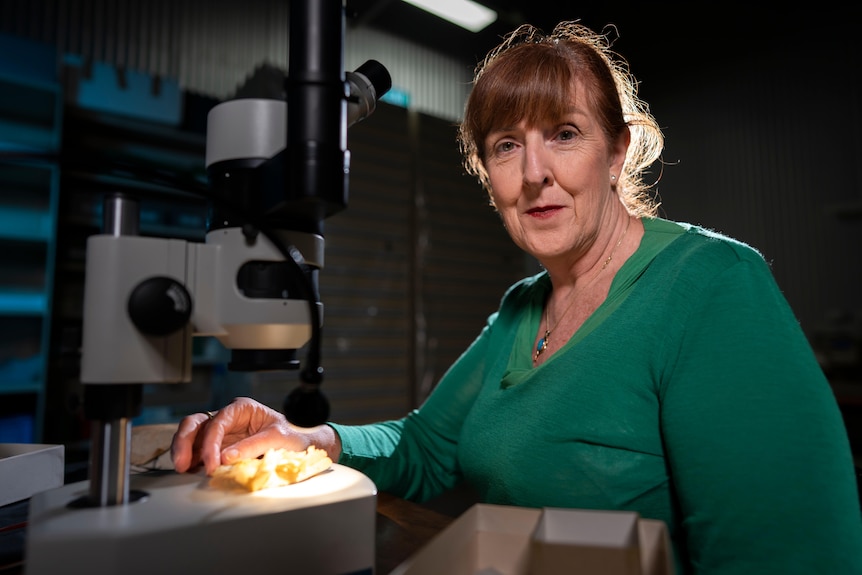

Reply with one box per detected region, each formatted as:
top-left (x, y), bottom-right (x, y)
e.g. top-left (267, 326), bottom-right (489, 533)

top-left (224, 448), bottom-right (239, 463)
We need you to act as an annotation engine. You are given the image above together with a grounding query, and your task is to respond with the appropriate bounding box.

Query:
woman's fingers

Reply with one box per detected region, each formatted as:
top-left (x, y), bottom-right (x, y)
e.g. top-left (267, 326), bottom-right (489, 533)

top-left (170, 397), bottom-right (297, 475)
top-left (170, 412), bottom-right (211, 473)
top-left (220, 425), bottom-right (306, 466)
top-left (197, 411), bottom-right (230, 475)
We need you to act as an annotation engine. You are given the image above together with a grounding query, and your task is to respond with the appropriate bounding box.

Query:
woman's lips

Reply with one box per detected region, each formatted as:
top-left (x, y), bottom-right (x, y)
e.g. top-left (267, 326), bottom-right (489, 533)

top-left (526, 205), bottom-right (562, 219)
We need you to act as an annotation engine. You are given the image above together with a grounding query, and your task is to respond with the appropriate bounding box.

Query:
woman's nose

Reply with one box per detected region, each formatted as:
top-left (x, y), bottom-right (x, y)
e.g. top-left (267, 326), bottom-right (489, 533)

top-left (522, 143), bottom-right (552, 188)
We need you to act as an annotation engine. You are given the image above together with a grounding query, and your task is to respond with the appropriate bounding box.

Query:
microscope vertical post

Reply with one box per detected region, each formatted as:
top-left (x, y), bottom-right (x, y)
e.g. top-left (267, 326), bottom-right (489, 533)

top-left (83, 193), bottom-right (145, 507)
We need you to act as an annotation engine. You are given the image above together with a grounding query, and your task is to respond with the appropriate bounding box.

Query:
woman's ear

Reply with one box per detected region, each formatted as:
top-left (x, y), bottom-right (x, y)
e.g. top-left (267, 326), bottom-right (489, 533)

top-left (610, 126), bottom-right (631, 176)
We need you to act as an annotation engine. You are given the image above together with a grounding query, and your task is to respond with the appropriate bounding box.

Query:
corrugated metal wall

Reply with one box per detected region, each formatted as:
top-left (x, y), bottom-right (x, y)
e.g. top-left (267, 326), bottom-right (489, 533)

top-left (651, 40), bottom-right (861, 339)
top-left (0, 0), bottom-right (473, 121)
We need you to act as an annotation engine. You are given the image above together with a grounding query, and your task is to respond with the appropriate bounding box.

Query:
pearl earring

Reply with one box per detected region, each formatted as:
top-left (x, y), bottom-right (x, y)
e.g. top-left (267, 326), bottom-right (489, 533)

top-left (610, 174), bottom-right (617, 181)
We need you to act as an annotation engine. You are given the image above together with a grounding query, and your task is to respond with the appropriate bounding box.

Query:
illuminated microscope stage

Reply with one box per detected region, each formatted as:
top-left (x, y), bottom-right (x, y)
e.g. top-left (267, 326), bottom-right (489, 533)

top-left (25, 464), bottom-right (377, 575)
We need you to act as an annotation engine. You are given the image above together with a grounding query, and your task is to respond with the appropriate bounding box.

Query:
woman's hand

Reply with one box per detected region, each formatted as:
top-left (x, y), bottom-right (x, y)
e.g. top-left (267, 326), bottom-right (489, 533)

top-left (170, 397), bottom-right (340, 475)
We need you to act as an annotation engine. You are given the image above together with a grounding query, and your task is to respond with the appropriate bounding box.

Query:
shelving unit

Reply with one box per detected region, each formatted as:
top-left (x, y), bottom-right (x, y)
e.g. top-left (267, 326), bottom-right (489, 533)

top-left (0, 34), bottom-right (63, 442)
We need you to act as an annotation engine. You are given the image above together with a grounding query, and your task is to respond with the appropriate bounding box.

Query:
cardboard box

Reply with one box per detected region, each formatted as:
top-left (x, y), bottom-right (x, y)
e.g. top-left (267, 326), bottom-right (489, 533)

top-left (390, 504), bottom-right (674, 575)
top-left (0, 443), bottom-right (64, 507)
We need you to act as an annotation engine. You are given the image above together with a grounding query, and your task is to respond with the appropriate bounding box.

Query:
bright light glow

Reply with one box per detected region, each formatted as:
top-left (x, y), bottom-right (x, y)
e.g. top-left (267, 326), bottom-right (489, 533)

top-left (251, 466), bottom-right (367, 500)
top-left (402, 0), bottom-right (497, 32)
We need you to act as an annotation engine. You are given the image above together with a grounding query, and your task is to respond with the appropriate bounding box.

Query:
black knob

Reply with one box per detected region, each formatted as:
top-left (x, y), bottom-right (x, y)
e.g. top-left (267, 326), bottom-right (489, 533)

top-left (127, 276), bottom-right (192, 336)
top-left (283, 383), bottom-right (330, 427)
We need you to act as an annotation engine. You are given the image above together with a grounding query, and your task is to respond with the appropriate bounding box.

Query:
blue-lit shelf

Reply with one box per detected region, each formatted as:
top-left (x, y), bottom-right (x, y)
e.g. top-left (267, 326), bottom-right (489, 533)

top-left (0, 206), bottom-right (54, 241)
top-left (0, 120), bottom-right (59, 154)
top-left (0, 33), bottom-right (61, 443)
top-left (0, 69), bottom-right (62, 154)
top-left (0, 290), bottom-right (48, 316)
top-left (0, 381), bottom-right (43, 394)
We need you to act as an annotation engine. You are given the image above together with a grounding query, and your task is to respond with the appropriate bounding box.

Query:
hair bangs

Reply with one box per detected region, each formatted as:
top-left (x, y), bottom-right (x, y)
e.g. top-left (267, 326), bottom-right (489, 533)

top-left (473, 47), bottom-right (575, 157)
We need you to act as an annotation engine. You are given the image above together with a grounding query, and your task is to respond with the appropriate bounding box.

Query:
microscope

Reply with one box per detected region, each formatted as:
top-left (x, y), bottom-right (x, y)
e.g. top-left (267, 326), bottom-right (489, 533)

top-left (25, 1), bottom-right (391, 573)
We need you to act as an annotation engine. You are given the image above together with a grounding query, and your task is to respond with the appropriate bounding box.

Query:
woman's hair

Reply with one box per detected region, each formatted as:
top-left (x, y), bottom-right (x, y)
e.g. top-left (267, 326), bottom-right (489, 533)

top-left (458, 22), bottom-right (663, 217)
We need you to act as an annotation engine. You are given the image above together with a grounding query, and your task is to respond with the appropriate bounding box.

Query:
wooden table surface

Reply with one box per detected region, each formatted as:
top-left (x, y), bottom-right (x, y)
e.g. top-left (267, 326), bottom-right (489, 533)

top-left (375, 492), bottom-right (457, 573)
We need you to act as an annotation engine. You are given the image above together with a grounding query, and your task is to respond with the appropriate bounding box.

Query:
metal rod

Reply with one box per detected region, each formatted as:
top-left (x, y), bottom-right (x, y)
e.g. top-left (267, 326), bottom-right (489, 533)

top-left (88, 417), bottom-right (132, 506)
top-left (103, 193), bottom-right (139, 236)
top-left (85, 195), bottom-right (140, 506)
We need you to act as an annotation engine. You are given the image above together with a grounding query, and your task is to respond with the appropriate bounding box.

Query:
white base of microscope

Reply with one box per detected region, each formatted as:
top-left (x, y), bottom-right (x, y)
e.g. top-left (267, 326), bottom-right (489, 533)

top-left (24, 464), bottom-right (377, 575)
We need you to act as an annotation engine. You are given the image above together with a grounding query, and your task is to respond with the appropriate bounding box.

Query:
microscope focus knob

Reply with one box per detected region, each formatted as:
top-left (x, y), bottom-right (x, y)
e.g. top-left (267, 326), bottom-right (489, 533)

top-left (127, 276), bottom-right (193, 336)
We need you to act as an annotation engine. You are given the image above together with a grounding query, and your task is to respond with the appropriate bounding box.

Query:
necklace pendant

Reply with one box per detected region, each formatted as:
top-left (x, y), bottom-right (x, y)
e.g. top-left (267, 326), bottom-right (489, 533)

top-left (534, 330), bottom-right (550, 362)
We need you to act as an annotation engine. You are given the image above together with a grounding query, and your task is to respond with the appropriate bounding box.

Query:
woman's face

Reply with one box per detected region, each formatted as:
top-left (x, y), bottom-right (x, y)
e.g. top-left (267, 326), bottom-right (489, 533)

top-left (483, 80), bottom-right (628, 267)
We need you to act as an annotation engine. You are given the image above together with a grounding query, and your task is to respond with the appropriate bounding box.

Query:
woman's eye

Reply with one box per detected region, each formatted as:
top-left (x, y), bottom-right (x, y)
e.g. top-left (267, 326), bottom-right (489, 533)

top-left (496, 141), bottom-right (516, 154)
top-left (558, 129), bottom-right (576, 141)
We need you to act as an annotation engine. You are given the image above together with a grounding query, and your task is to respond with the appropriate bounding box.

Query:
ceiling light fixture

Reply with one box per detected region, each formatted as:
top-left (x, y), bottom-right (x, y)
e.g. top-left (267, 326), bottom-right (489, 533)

top-left (401, 0), bottom-right (497, 33)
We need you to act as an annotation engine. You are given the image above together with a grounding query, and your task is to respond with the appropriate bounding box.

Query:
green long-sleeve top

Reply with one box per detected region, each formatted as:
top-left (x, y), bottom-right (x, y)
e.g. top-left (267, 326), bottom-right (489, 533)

top-left (331, 217), bottom-right (862, 574)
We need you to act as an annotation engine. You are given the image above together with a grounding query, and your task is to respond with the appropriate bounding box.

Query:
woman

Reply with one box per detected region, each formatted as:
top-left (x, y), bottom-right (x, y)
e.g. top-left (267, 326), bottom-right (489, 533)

top-left (172, 22), bottom-right (862, 573)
